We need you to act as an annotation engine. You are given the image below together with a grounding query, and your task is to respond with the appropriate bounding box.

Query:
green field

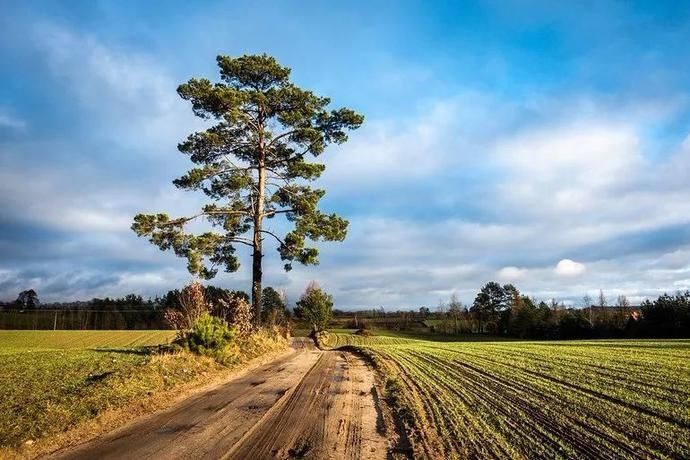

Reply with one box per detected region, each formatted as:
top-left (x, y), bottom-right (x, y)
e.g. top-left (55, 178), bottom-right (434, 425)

top-left (0, 330), bottom-right (176, 350)
top-left (325, 332), bottom-right (690, 459)
top-left (0, 329), bottom-right (286, 451)
top-left (0, 330), bottom-right (197, 448)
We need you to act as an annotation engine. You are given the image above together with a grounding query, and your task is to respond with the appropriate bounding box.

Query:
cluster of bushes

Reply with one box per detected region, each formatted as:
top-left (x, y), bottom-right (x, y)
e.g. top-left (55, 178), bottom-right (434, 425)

top-left (164, 281), bottom-right (295, 363)
top-left (181, 312), bottom-right (236, 355)
top-left (168, 281), bottom-right (337, 359)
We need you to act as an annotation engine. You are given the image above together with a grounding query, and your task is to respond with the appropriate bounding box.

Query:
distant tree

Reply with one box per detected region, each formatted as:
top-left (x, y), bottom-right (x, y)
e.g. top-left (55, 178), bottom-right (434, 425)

top-left (582, 293), bottom-right (592, 308)
top-left (15, 289), bottom-right (39, 309)
top-left (506, 294), bottom-right (538, 338)
top-left (598, 289), bottom-right (608, 307)
top-left (559, 310), bottom-right (592, 339)
top-left (261, 286), bottom-right (285, 312)
top-left (162, 289), bottom-right (181, 309)
top-left (295, 282), bottom-right (333, 332)
top-left (616, 294), bottom-right (630, 308)
top-left (123, 294), bottom-right (144, 306)
top-left (434, 299), bottom-right (449, 333)
top-left (583, 292), bottom-right (593, 323)
top-left (131, 54), bottom-right (364, 324)
top-left (418, 306), bottom-right (431, 318)
top-left (503, 284), bottom-right (519, 300)
top-left (204, 285), bottom-right (228, 307)
top-left (471, 282), bottom-right (511, 333)
top-left (203, 285), bottom-right (249, 307)
top-left (640, 291), bottom-right (690, 337)
top-left (261, 286), bottom-right (289, 324)
top-left (448, 293), bottom-right (463, 334)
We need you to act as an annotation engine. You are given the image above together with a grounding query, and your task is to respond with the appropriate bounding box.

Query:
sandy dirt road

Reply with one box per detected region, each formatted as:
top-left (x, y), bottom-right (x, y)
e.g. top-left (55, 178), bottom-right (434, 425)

top-left (50, 339), bottom-right (388, 460)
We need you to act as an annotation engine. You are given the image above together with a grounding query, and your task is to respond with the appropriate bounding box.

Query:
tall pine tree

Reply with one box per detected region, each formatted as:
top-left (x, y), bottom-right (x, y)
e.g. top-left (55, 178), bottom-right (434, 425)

top-left (133, 54), bottom-right (363, 323)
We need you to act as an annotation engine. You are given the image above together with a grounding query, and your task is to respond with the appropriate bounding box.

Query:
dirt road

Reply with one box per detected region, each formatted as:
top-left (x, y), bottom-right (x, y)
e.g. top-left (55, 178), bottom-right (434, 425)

top-left (50, 339), bottom-right (388, 459)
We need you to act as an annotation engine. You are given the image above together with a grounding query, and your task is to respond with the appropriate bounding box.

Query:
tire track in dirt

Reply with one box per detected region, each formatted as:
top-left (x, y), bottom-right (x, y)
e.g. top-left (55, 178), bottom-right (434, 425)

top-left (227, 350), bottom-right (387, 459)
top-left (49, 339), bottom-right (387, 460)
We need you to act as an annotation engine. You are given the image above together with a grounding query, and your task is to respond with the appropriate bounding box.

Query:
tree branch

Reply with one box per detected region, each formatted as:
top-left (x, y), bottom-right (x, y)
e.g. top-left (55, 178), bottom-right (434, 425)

top-left (262, 208), bottom-right (295, 218)
top-left (266, 140), bottom-right (321, 167)
top-left (228, 237), bottom-right (254, 247)
top-left (268, 129), bottom-right (298, 148)
top-left (160, 210), bottom-right (250, 227)
top-left (259, 229), bottom-right (286, 246)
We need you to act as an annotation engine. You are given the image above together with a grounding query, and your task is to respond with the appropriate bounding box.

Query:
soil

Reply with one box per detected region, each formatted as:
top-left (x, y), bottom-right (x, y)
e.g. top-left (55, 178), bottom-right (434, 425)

top-left (48, 338), bottom-right (389, 460)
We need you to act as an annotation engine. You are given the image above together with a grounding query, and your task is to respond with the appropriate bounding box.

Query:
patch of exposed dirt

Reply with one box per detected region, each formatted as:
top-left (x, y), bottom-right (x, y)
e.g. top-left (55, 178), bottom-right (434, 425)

top-left (48, 339), bottom-right (389, 459)
top-left (227, 351), bottom-right (388, 460)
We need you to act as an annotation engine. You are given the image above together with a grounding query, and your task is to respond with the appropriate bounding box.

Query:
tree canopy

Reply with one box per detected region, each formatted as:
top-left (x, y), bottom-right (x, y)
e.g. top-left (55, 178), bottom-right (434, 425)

top-left (261, 286), bottom-right (289, 323)
top-left (15, 289), bottom-right (39, 309)
top-left (132, 54), bottom-right (363, 321)
top-left (294, 282), bottom-right (333, 332)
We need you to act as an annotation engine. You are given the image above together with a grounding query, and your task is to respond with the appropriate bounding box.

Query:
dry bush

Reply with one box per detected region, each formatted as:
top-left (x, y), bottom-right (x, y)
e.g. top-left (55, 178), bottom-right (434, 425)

top-left (163, 308), bottom-right (185, 330)
top-left (267, 323), bottom-right (292, 340)
top-left (163, 283), bottom-right (260, 341)
top-left (164, 281), bottom-right (209, 330)
top-left (215, 293), bottom-right (254, 338)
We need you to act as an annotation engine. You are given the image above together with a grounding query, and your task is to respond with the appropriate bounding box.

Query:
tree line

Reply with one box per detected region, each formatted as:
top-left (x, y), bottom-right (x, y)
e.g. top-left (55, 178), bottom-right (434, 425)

top-left (431, 282), bottom-right (690, 339)
top-left (0, 285), bottom-right (294, 330)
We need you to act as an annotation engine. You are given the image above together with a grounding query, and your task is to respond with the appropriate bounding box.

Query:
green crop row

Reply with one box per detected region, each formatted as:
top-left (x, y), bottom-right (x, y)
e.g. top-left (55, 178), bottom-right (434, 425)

top-left (329, 332), bottom-right (690, 459)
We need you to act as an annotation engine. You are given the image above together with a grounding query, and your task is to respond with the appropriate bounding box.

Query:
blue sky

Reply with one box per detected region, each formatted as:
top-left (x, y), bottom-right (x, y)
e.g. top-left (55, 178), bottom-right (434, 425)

top-left (2, 0), bottom-right (690, 308)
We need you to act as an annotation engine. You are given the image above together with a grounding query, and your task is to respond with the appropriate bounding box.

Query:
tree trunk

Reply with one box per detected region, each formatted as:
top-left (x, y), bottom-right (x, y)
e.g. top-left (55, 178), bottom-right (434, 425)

top-left (252, 160), bottom-right (266, 325)
top-left (252, 241), bottom-right (262, 325)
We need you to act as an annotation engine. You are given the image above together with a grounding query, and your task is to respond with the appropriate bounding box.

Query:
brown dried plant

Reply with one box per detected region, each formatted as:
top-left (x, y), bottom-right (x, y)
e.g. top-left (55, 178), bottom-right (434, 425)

top-left (215, 293), bottom-right (254, 338)
top-left (164, 281), bottom-right (209, 330)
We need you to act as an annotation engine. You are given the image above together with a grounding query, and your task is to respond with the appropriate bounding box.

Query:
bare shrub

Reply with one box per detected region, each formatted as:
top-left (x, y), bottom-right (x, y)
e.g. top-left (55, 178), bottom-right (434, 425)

top-left (216, 293), bottom-right (254, 338)
top-left (164, 281), bottom-right (209, 330)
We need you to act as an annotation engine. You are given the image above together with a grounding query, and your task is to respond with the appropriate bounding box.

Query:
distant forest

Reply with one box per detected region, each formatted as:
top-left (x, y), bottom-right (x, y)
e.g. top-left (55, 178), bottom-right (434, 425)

top-left (1, 283), bottom-right (689, 338)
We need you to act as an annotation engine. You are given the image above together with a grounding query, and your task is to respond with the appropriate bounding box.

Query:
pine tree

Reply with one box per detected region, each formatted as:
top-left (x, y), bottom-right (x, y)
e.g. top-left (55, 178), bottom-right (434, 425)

top-left (132, 55), bottom-right (363, 323)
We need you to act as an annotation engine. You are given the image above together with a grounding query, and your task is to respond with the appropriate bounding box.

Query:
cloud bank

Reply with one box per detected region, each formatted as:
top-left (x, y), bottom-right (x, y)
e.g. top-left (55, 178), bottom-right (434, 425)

top-left (2, 3), bottom-right (690, 309)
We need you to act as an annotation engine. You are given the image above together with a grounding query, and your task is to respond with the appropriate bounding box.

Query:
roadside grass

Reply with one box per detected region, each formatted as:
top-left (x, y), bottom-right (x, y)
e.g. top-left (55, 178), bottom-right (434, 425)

top-left (326, 332), bottom-right (690, 459)
top-left (0, 329), bottom-right (287, 455)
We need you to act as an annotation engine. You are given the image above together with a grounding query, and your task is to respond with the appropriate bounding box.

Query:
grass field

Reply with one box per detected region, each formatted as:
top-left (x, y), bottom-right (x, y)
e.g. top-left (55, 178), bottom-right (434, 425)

top-left (325, 332), bottom-right (690, 459)
top-left (0, 330), bottom-right (285, 451)
top-left (0, 330), bottom-right (176, 350)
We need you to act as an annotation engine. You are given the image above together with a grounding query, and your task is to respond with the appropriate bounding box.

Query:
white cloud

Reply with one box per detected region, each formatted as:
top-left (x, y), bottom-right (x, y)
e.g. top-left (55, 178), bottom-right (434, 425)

top-left (498, 266), bottom-right (529, 281)
top-left (0, 163), bottom-right (202, 234)
top-left (492, 113), bottom-right (690, 252)
top-left (33, 23), bottom-right (202, 155)
top-left (321, 92), bottom-right (507, 189)
top-left (321, 102), bottom-right (456, 186)
top-left (0, 24), bottom-right (212, 238)
top-left (495, 120), bottom-right (643, 216)
top-left (554, 259), bottom-right (586, 277)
